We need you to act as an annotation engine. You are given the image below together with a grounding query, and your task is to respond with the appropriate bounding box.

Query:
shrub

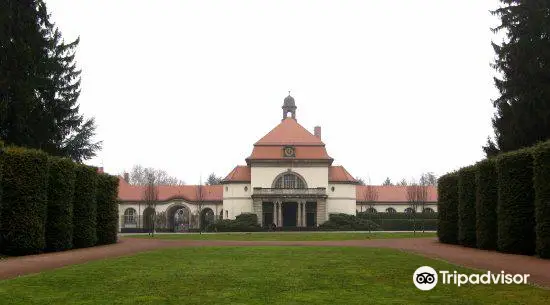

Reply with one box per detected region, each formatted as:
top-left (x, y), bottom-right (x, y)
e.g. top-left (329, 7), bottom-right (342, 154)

top-left (533, 141), bottom-right (550, 258)
top-left (212, 213), bottom-right (261, 232)
top-left (496, 148), bottom-right (536, 255)
top-left (458, 166), bottom-right (477, 247)
top-left (374, 219), bottom-right (438, 231)
top-left (475, 158), bottom-right (498, 250)
top-left (45, 157), bottom-right (76, 252)
top-left (72, 165), bottom-right (98, 248)
top-left (96, 173), bottom-right (119, 245)
top-left (319, 213), bottom-right (379, 231)
top-left (0, 147), bottom-right (49, 255)
top-left (437, 173), bottom-right (459, 244)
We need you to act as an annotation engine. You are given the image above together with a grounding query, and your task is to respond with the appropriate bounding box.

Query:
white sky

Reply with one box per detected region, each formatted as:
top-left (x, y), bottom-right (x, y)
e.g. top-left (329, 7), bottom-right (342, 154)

top-left (45, 0), bottom-right (501, 185)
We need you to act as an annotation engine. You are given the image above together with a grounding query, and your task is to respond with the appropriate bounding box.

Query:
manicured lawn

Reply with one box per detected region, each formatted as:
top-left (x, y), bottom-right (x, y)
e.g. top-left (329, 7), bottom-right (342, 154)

top-left (0, 247), bottom-right (548, 304)
top-left (127, 231), bottom-right (436, 241)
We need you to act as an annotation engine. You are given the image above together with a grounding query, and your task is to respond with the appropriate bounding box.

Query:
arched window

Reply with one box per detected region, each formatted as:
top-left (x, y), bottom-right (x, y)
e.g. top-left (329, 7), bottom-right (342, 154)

top-left (423, 207), bottom-right (435, 213)
top-left (124, 208), bottom-right (137, 224)
top-left (366, 207), bottom-right (377, 214)
top-left (386, 207), bottom-right (397, 214)
top-left (405, 207), bottom-right (415, 214)
top-left (273, 172), bottom-right (306, 189)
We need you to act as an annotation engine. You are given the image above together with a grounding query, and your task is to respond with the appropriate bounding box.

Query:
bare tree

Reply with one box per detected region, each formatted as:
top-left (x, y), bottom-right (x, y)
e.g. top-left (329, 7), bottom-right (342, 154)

top-left (195, 179), bottom-right (206, 234)
top-left (398, 178), bottom-right (408, 186)
top-left (143, 170), bottom-right (159, 237)
top-left (406, 178), bottom-right (429, 234)
top-left (420, 172), bottom-right (438, 186)
top-left (128, 164), bottom-right (185, 186)
top-left (356, 177), bottom-right (366, 186)
top-left (362, 184), bottom-right (379, 233)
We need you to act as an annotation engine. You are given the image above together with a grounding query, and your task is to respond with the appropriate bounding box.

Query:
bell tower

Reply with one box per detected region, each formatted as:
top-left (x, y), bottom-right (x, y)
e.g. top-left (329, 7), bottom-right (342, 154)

top-left (282, 92), bottom-right (297, 120)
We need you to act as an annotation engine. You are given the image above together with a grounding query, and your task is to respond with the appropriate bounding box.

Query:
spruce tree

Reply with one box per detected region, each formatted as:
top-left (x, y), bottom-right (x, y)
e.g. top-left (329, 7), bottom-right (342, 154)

top-left (0, 0), bottom-right (101, 162)
top-left (484, 1), bottom-right (550, 157)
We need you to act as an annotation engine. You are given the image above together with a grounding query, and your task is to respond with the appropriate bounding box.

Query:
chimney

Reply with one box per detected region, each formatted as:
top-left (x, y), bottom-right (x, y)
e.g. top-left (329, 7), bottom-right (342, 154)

top-left (314, 126), bottom-right (321, 140)
top-left (123, 172), bottom-right (130, 183)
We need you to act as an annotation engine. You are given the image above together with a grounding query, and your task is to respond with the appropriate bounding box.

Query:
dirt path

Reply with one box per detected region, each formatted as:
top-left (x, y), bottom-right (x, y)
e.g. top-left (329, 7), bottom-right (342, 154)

top-left (1, 237), bottom-right (549, 288)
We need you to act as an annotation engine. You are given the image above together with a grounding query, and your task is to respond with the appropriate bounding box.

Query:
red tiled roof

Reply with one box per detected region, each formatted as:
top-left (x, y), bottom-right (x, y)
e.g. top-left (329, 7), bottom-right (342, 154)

top-left (118, 177), bottom-right (223, 202)
top-left (255, 118), bottom-right (325, 146)
top-left (329, 166), bottom-right (357, 183)
top-left (222, 165), bottom-right (251, 182)
top-left (248, 146), bottom-right (332, 160)
top-left (356, 185), bottom-right (438, 202)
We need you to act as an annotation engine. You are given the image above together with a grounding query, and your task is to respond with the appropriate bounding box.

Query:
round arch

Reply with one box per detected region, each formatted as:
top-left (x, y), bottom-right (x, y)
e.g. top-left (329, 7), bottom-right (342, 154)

top-left (143, 207), bottom-right (155, 232)
top-left (166, 204), bottom-right (191, 232)
top-left (200, 208), bottom-right (215, 230)
top-left (271, 170), bottom-right (308, 189)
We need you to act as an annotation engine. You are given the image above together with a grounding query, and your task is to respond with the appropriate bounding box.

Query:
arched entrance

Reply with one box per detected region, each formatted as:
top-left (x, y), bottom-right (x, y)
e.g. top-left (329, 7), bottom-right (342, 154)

top-left (200, 208), bottom-right (215, 230)
top-left (143, 207), bottom-right (155, 232)
top-left (167, 204), bottom-right (191, 232)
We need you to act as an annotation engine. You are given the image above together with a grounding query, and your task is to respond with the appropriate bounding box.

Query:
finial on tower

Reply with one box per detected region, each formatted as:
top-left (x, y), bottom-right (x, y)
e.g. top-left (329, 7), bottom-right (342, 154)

top-left (282, 92), bottom-right (297, 120)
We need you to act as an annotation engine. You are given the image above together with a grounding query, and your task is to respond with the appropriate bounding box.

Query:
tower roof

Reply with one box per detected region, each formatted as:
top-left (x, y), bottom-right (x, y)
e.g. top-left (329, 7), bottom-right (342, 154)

top-left (255, 118), bottom-right (324, 146)
top-left (283, 94), bottom-right (296, 107)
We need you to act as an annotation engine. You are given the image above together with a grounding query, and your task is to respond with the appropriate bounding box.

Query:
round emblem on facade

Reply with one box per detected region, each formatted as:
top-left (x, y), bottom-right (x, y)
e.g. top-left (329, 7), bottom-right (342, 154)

top-left (284, 147), bottom-right (295, 157)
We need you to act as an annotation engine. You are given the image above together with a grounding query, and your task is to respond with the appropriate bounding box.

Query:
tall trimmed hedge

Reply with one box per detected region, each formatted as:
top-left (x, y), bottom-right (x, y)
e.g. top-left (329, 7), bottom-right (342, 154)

top-left (437, 173), bottom-right (459, 244)
top-left (496, 149), bottom-right (536, 255)
top-left (72, 165), bottom-right (98, 248)
top-left (46, 157), bottom-right (76, 252)
top-left (0, 147), bottom-right (49, 255)
top-left (533, 141), bottom-right (550, 258)
top-left (475, 158), bottom-right (498, 250)
top-left (0, 141), bottom-right (4, 251)
top-left (458, 166), bottom-right (477, 247)
top-left (96, 173), bottom-right (119, 245)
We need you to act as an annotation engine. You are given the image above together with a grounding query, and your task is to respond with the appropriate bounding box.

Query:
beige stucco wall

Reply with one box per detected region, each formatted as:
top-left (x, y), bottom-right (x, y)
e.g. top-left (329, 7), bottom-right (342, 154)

top-left (222, 183), bottom-right (253, 219)
top-left (250, 166), bottom-right (329, 189)
top-left (355, 203), bottom-right (438, 213)
top-left (326, 183), bottom-right (356, 215)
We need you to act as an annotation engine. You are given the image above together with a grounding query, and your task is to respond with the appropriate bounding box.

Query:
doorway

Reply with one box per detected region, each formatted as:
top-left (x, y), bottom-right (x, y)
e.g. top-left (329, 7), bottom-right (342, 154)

top-left (282, 202), bottom-right (297, 227)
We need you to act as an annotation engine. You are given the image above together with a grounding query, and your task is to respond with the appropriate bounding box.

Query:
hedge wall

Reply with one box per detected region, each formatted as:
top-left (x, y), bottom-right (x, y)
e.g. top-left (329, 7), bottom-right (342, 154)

top-left (437, 173), bottom-right (459, 244)
top-left (458, 166), bottom-right (477, 247)
top-left (475, 158), bottom-right (498, 250)
top-left (72, 165), bottom-right (98, 248)
top-left (45, 157), bottom-right (76, 252)
top-left (533, 141), bottom-right (550, 258)
top-left (496, 149), bottom-right (536, 255)
top-left (96, 173), bottom-right (119, 245)
top-left (0, 141), bottom-right (3, 250)
top-left (0, 147), bottom-right (49, 255)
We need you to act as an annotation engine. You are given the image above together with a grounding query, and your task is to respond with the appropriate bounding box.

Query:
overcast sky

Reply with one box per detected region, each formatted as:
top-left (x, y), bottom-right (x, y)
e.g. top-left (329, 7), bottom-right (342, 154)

top-left (45, 0), bottom-right (501, 185)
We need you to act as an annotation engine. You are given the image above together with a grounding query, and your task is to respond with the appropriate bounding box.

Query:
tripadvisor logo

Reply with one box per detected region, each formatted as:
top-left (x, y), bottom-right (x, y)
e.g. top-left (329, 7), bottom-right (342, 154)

top-left (413, 266), bottom-right (530, 291)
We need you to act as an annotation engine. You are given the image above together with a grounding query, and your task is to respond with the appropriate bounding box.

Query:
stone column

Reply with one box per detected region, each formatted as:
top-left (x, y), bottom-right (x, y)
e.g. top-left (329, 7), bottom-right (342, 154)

top-left (297, 202), bottom-right (302, 227)
top-left (253, 199), bottom-right (262, 227)
top-left (278, 202), bottom-right (283, 227)
top-left (302, 202), bottom-right (307, 227)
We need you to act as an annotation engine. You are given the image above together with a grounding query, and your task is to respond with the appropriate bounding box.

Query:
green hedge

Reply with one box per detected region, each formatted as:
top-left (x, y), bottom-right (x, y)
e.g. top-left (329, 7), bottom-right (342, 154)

top-left (475, 158), bottom-right (498, 250)
top-left (45, 157), bottom-right (76, 252)
top-left (211, 213), bottom-right (262, 232)
top-left (357, 211), bottom-right (439, 220)
top-left (0, 141), bottom-right (3, 250)
top-left (437, 173), bottom-right (459, 244)
top-left (72, 165), bottom-right (98, 248)
top-left (320, 213), bottom-right (379, 231)
top-left (533, 141), bottom-right (550, 258)
top-left (496, 149), bottom-right (536, 255)
top-left (373, 219), bottom-right (438, 231)
top-left (458, 166), bottom-right (477, 247)
top-left (0, 147), bottom-right (49, 255)
top-left (96, 173), bottom-right (119, 245)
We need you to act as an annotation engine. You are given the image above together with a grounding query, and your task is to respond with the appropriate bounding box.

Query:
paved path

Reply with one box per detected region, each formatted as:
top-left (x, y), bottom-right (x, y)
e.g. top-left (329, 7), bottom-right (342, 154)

top-left (1, 237), bottom-right (550, 288)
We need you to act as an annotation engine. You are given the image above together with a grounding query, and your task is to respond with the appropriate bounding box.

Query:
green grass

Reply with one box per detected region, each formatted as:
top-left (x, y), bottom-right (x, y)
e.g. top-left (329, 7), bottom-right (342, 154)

top-left (0, 247), bottom-right (548, 304)
top-left (127, 232), bottom-right (436, 241)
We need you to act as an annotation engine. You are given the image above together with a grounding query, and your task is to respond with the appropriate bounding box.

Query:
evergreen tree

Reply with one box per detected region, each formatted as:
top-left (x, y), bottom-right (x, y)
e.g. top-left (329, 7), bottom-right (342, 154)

top-left (205, 172), bottom-right (223, 185)
top-left (382, 177), bottom-right (393, 186)
top-left (0, 0), bottom-right (101, 162)
top-left (484, 1), bottom-right (550, 157)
